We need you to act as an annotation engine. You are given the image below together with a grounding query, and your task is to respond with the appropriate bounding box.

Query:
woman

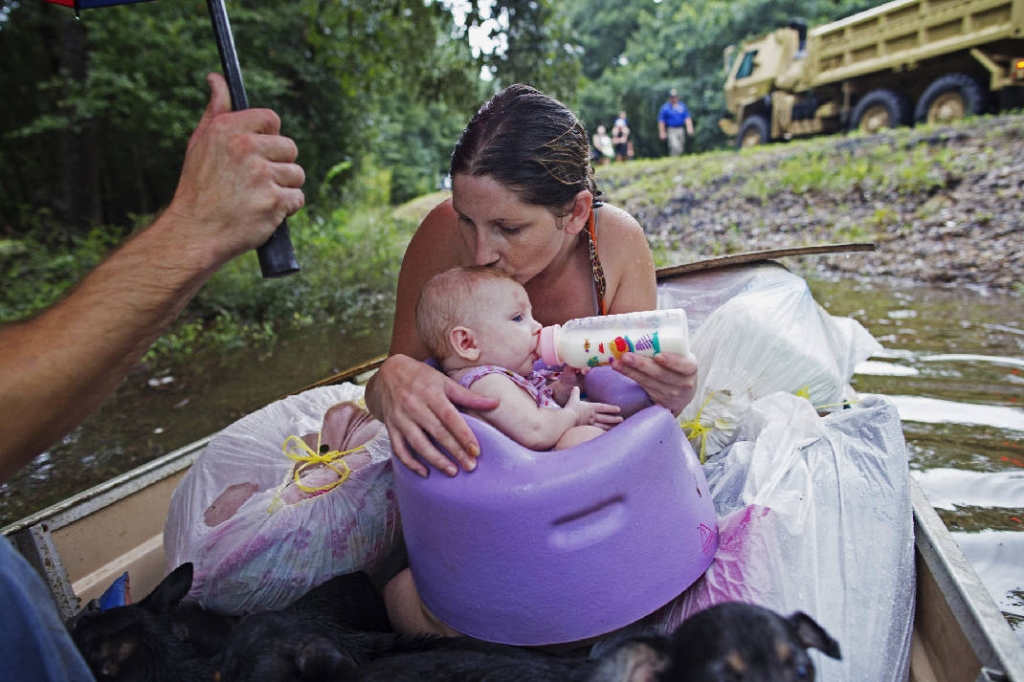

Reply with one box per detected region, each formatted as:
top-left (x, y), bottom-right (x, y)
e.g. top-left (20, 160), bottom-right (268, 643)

top-left (365, 84), bottom-right (697, 478)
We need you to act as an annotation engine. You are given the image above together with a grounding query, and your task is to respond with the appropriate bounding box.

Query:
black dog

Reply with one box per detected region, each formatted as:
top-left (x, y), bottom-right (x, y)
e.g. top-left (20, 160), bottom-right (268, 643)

top-left (70, 562), bottom-right (236, 682)
top-left (219, 570), bottom-right (396, 681)
top-left (345, 602), bottom-right (841, 682)
top-left (590, 602), bottom-right (843, 682)
top-left (72, 565), bottom-right (392, 682)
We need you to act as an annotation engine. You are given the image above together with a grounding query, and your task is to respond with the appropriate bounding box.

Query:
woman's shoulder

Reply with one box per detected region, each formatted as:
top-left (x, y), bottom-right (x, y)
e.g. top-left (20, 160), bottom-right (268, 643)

top-left (405, 196), bottom-right (466, 264)
top-left (393, 196), bottom-right (468, 327)
top-left (419, 195), bottom-right (458, 232)
top-left (596, 203), bottom-right (644, 237)
top-left (593, 203), bottom-right (657, 311)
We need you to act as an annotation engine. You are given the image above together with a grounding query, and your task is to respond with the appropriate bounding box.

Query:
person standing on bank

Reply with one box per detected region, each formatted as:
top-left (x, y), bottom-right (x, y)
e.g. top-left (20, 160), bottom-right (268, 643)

top-left (611, 115), bottom-right (630, 162)
top-left (657, 88), bottom-right (694, 157)
top-left (364, 83), bottom-right (698, 481)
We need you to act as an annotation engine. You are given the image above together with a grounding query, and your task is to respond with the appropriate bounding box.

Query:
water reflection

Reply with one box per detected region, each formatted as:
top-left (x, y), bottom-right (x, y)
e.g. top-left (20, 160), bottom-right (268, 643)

top-left (888, 395), bottom-right (1024, 431)
top-left (0, 313), bottom-right (391, 527)
top-left (808, 275), bottom-right (1023, 641)
top-left (954, 531), bottom-right (1024, 631)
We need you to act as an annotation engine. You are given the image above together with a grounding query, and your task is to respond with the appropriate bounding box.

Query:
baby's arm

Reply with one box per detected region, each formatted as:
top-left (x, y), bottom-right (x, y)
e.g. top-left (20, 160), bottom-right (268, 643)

top-left (466, 374), bottom-right (621, 451)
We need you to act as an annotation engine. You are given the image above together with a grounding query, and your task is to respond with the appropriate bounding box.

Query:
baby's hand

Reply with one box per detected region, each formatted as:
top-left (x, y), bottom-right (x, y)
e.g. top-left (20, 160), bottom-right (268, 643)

top-left (552, 367), bottom-right (586, 405)
top-left (564, 387), bottom-right (622, 431)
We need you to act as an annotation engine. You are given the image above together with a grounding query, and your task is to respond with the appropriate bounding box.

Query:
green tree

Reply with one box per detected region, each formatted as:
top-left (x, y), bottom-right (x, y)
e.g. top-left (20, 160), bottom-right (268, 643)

top-left (568, 0), bottom-right (880, 157)
top-left (0, 0), bottom-right (502, 241)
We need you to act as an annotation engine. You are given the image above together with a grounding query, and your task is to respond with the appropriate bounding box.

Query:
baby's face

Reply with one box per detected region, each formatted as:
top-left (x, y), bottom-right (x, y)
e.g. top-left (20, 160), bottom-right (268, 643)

top-left (470, 279), bottom-right (542, 375)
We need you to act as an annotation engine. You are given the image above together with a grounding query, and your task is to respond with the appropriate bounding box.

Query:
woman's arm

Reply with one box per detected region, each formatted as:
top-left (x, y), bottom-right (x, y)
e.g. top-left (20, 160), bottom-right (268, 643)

top-left (364, 200), bottom-right (498, 477)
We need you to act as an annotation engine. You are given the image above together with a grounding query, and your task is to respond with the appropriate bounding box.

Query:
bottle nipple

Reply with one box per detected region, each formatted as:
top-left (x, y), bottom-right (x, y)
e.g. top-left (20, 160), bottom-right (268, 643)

top-left (538, 325), bottom-right (561, 366)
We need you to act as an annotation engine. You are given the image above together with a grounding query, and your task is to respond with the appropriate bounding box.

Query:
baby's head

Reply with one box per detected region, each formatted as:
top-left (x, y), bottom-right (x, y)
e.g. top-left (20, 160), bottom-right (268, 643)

top-left (417, 266), bottom-right (541, 374)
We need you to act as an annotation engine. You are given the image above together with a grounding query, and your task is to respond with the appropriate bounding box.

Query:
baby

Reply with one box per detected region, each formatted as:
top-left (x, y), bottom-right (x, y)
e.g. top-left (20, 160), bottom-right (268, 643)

top-left (415, 265), bottom-right (622, 451)
top-left (384, 266), bottom-right (623, 638)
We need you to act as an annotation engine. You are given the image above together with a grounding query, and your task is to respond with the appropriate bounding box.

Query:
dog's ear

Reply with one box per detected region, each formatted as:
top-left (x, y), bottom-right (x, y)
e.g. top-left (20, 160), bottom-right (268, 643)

top-left (139, 563), bottom-right (194, 613)
top-left (587, 639), bottom-right (669, 682)
top-left (788, 612), bottom-right (842, 660)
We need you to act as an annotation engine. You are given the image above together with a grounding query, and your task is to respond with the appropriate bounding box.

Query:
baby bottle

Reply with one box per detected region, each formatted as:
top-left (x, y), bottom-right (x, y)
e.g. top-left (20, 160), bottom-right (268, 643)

top-left (538, 309), bottom-right (690, 369)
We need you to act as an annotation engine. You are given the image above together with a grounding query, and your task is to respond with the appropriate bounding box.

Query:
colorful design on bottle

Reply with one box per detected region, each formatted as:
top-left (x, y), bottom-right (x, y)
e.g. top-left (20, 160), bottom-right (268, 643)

top-left (582, 330), bottom-right (660, 366)
top-left (538, 309), bottom-right (689, 370)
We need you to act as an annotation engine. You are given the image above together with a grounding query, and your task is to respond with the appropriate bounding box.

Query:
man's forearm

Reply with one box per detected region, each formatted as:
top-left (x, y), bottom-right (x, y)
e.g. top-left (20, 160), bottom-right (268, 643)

top-left (0, 72), bottom-right (305, 485)
top-left (0, 215), bottom-right (217, 483)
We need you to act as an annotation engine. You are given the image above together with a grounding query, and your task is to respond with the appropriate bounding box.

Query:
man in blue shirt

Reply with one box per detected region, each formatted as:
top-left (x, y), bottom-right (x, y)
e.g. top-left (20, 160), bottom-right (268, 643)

top-left (657, 88), bottom-right (694, 156)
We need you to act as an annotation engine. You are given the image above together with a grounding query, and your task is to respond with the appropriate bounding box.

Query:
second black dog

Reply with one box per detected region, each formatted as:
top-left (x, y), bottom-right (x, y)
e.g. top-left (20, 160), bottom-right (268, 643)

top-left (344, 602), bottom-right (841, 682)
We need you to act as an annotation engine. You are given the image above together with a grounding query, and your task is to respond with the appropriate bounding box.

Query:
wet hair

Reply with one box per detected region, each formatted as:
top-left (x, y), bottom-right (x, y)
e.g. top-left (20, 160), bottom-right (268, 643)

top-left (416, 266), bottom-right (522, 361)
top-left (449, 84), bottom-right (600, 218)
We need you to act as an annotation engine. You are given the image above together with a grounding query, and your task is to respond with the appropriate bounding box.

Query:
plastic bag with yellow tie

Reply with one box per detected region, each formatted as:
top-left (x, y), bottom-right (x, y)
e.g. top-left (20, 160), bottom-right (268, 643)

top-left (164, 384), bottom-right (402, 615)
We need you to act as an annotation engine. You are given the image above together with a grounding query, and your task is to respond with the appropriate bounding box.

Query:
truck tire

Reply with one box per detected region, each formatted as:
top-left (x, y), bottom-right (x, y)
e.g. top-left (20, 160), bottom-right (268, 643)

top-left (737, 115), bottom-right (770, 149)
top-left (914, 73), bottom-right (988, 124)
top-left (850, 89), bottom-right (911, 133)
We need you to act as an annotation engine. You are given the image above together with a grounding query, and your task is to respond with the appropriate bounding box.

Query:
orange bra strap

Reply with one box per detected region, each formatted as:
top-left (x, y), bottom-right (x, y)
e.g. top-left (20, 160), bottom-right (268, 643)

top-left (586, 210), bottom-right (607, 315)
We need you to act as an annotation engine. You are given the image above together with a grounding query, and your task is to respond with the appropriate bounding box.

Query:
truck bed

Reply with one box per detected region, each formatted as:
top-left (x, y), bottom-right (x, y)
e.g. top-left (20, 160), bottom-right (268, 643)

top-left (807, 0), bottom-right (1023, 87)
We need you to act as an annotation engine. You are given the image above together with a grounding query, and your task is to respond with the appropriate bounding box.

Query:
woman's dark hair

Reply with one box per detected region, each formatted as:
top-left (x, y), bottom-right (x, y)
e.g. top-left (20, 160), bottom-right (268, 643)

top-left (449, 84), bottom-right (600, 217)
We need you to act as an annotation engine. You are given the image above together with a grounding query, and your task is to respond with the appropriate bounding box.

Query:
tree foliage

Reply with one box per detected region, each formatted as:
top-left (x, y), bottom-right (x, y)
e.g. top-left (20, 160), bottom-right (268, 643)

top-left (1, 0), bottom-right (887, 245)
top-left (570, 0), bottom-right (879, 156)
top-left (0, 0), bottom-right (493, 238)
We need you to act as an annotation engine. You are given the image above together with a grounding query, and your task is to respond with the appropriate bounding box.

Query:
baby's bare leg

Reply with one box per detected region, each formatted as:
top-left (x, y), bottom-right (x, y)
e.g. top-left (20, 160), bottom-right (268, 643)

top-left (554, 425), bottom-right (605, 450)
top-left (383, 568), bottom-right (464, 637)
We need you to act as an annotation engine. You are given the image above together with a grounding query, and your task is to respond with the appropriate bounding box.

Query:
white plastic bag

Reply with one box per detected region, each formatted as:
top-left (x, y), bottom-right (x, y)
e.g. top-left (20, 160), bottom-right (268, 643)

top-left (660, 264), bottom-right (881, 460)
top-left (164, 384), bottom-right (401, 615)
top-left (654, 392), bottom-right (914, 682)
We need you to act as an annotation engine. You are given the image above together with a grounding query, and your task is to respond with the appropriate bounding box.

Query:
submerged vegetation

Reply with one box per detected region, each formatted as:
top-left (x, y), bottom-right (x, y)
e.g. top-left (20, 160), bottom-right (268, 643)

top-left (0, 183), bottom-right (415, 365)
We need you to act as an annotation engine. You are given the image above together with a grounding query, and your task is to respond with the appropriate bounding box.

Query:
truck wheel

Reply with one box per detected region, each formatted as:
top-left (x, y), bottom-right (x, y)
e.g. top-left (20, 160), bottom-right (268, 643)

top-left (737, 115), bottom-right (769, 149)
top-left (914, 73), bottom-right (988, 124)
top-left (850, 89), bottom-right (911, 134)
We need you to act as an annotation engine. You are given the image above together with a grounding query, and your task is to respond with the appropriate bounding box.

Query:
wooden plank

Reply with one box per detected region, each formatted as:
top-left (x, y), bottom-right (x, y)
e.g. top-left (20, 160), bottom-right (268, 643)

top-left (293, 353), bottom-right (387, 395)
top-left (655, 242), bottom-right (876, 279)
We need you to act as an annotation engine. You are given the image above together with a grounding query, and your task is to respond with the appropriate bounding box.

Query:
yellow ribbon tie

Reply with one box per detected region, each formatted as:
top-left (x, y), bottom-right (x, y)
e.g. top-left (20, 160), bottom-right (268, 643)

top-left (281, 433), bottom-right (364, 494)
top-left (679, 393), bottom-right (717, 464)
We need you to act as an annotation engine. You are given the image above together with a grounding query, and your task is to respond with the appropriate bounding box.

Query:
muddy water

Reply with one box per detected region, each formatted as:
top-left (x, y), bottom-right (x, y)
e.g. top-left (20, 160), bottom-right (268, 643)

top-left (808, 277), bottom-right (1024, 638)
top-left (0, 312), bottom-right (392, 527)
top-left (1, 277), bottom-right (1021, 638)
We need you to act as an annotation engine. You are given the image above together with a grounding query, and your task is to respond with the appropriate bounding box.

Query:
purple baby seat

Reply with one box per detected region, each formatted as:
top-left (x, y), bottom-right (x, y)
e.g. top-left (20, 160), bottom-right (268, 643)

top-left (393, 374), bottom-right (719, 646)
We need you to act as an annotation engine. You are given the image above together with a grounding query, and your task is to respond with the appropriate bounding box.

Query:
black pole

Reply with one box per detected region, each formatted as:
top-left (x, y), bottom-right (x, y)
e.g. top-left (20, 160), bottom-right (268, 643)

top-left (206, 0), bottom-right (299, 278)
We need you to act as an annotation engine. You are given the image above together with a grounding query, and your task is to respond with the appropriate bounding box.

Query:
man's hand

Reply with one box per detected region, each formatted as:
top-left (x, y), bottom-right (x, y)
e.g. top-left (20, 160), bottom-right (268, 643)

top-left (163, 73), bottom-right (306, 270)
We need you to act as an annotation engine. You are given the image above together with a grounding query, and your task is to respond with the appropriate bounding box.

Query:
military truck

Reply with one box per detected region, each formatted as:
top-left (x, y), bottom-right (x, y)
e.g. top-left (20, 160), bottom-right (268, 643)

top-left (719, 0), bottom-right (1024, 147)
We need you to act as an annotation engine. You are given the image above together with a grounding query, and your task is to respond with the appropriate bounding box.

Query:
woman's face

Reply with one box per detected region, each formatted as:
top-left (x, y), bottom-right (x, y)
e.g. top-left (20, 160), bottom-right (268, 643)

top-left (452, 174), bottom-right (574, 284)
top-left (469, 278), bottom-right (542, 376)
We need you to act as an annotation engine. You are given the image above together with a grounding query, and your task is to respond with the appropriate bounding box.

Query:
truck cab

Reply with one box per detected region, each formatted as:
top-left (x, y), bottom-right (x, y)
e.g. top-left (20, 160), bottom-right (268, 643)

top-left (720, 0), bottom-right (1024, 149)
top-left (720, 21), bottom-right (813, 147)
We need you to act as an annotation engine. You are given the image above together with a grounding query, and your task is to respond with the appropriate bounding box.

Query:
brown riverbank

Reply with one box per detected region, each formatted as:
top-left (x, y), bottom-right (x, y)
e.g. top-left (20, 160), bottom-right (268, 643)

top-left (602, 114), bottom-right (1024, 292)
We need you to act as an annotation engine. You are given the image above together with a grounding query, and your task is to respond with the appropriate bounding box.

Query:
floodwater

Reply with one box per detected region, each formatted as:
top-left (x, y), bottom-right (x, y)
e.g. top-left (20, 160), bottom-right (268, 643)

top-left (809, 277), bottom-right (1024, 640)
top-left (1, 276), bottom-right (1021, 639)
